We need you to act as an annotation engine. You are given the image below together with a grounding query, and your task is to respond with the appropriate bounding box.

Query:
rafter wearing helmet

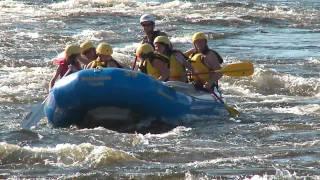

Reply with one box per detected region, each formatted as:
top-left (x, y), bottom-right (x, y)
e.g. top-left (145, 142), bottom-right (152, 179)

top-left (79, 40), bottom-right (97, 67)
top-left (49, 44), bottom-right (82, 90)
top-left (184, 32), bottom-right (224, 92)
top-left (153, 36), bottom-right (193, 82)
top-left (139, 14), bottom-right (168, 47)
top-left (86, 42), bottom-right (122, 69)
top-left (136, 43), bottom-right (170, 81)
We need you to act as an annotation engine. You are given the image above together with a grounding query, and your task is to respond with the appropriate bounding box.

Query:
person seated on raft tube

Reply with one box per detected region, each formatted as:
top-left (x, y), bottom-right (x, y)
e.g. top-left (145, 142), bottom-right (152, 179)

top-left (153, 36), bottom-right (193, 82)
top-left (79, 40), bottom-right (97, 68)
top-left (49, 44), bottom-right (82, 90)
top-left (184, 32), bottom-right (224, 92)
top-left (140, 14), bottom-right (167, 47)
top-left (136, 43), bottom-right (170, 81)
top-left (86, 42), bottom-right (123, 69)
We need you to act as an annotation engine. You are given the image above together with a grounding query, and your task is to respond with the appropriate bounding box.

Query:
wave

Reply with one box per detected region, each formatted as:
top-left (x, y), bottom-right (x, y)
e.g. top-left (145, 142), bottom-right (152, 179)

top-left (2, 0), bottom-right (319, 29)
top-left (0, 66), bottom-right (52, 103)
top-left (253, 69), bottom-right (319, 96)
top-left (272, 104), bottom-right (320, 115)
top-left (0, 142), bottom-right (139, 168)
top-left (222, 67), bottom-right (320, 97)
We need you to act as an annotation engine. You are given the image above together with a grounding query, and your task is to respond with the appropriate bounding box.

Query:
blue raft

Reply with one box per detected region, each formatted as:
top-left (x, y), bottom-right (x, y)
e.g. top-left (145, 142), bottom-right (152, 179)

top-left (45, 68), bottom-right (226, 133)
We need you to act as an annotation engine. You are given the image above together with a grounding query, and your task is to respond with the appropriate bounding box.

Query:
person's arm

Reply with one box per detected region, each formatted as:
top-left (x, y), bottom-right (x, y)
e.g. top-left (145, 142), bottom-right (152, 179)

top-left (86, 61), bottom-right (95, 69)
top-left (153, 59), bottom-right (169, 81)
top-left (78, 55), bottom-right (90, 65)
top-left (131, 56), bottom-right (138, 70)
top-left (175, 52), bottom-right (193, 72)
top-left (203, 52), bottom-right (222, 89)
top-left (49, 66), bottom-right (62, 91)
top-left (184, 48), bottom-right (197, 57)
top-left (204, 52), bottom-right (222, 72)
top-left (137, 59), bottom-right (147, 72)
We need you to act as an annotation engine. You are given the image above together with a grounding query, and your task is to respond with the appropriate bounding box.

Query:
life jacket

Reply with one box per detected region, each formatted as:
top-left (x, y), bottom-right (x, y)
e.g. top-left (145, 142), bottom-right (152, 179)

top-left (189, 53), bottom-right (211, 83)
top-left (167, 51), bottom-right (187, 81)
top-left (189, 48), bottom-right (223, 82)
top-left (92, 58), bottom-right (122, 68)
top-left (52, 57), bottom-right (82, 77)
top-left (139, 52), bottom-right (169, 79)
top-left (203, 48), bottom-right (224, 64)
top-left (53, 57), bottom-right (68, 77)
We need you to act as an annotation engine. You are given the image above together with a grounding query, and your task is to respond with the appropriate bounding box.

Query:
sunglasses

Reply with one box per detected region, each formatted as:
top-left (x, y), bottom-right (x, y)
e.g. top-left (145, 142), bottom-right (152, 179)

top-left (141, 23), bottom-right (153, 27)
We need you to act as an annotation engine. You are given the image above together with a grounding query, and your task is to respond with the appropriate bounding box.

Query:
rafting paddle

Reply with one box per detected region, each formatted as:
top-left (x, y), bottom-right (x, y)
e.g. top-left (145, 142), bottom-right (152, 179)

top-left (191, 62), bottom-right (254, 117)
top-left (210, 90), bottom-right (240, 117)
top-left (188, 62), bottom-right (254, 77)
top-left (216, 61), bottom-right (254, 77)
top-left (132, 56), bottom-right (138, 70)
top-left (21, 97), bottom-right (48, 129)
top-left (212, 61), bottom-right (252, 117)
top-left (21, 68), bottom-right (72, 129)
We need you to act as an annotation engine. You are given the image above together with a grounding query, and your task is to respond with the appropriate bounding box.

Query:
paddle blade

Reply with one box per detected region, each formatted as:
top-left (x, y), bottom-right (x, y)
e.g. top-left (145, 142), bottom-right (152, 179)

top-left (210, 90), bottom-right (240, 117)
top-left (217, 62), bottom-right (254, 77)
top-left (21, 101), bottom-right (46, 129)
top-left (224, 104), bottom-right (240, 117)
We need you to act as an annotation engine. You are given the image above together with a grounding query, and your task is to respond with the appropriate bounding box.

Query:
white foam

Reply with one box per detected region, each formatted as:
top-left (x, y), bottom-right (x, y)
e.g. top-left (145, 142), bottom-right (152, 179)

top-left (2, 0), bottom-right (318, 31)
top-left (0, 66), bottom-right (52, 103)
top-left (272, 104), bottom-right (320, 115)
top-left (73, 30), bottom-right (118, 42)
top-left (144, 126), bottom-right (192, 138)
top-left (262, 125), bottom-right (281, 131)
top-left (248, 68), bottom-right (320, 96)
top-left (294, 140), bottom-right (320, 148)
top-left (185, 156), bottom-right (255, 168)
top-left (170, 36), bottom-right (192, 44)
top-left (114, 43), bottom-right (140, 53)
top-left (307, 57), bottom-right (320, 65)
top-left (19, 143), bottom-right (139, 167)
top-left (16, 32), bottom-right (40, 39)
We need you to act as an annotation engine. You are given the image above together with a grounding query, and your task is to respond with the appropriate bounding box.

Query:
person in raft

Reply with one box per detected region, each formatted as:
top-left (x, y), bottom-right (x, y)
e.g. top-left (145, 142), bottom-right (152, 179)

top-left (153, 36), bottom-right (193, 82)
top-left (49, 44), bottom-right (82, 90)
top-left (86, 42), bottom-right (123, 69)
top-left (79, 40), bottom-right (97, 68)
top-left (139, 14), bottom-right (167, 47)
top-left (184, 32), bottom-right (224, 92)
top-left (136, 43), bottom-right (170, 81)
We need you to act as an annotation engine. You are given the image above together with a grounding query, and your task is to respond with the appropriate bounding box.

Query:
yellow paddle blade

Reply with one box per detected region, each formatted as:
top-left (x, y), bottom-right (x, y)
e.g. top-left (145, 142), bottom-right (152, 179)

top-left (210, 90), bottom-right (240, 117)
top-left (224, 104), bottom-right (240, 117)
top-left (216, 62), bottom-right (254, 77)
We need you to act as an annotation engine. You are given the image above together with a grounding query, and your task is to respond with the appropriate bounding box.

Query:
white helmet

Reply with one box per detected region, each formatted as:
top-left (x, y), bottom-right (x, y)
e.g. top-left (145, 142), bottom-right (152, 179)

top-left (140, 14), bottom-right (155, 24)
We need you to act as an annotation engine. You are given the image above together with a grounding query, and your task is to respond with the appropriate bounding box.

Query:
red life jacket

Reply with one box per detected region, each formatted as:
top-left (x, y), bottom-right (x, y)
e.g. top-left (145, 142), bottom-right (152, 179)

top-left (53, 57), bottom-right (69, 77)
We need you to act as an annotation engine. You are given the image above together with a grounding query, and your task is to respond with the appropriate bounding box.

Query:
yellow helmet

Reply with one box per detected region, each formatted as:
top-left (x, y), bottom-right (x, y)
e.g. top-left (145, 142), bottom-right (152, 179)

top-left (80, 40), bottom-right (94, 54)
top-left (136, 43), bottom-right (154, 57)
top-left (65, 44), bottom-right (80, 57)
top-left (96, 42), bottom-right (113, 56)
top-left (154, 36), bottom-right (170, 46)
top-left (192, 32), bottom-right (207, 43)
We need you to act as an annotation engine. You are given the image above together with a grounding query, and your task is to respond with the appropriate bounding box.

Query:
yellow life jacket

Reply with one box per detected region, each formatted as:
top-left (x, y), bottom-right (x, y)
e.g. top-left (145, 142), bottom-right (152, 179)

top-left (140, 53), bottom-right (169, 79)
top-left (92, 59), bottom-right (107, 68)
top-left (169, 54), bottom-right (186, 81)
top-left (145, 59), bottom-right (161, 79)
top-left (190, 53), bottom-right (210, 82)
top-left (92, 58), bottom-right (122, 68)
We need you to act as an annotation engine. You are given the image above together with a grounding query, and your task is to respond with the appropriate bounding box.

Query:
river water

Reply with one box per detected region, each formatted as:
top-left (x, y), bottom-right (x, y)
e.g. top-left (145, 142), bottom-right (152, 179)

top-left (0, 0), bottom-right (319, 179)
